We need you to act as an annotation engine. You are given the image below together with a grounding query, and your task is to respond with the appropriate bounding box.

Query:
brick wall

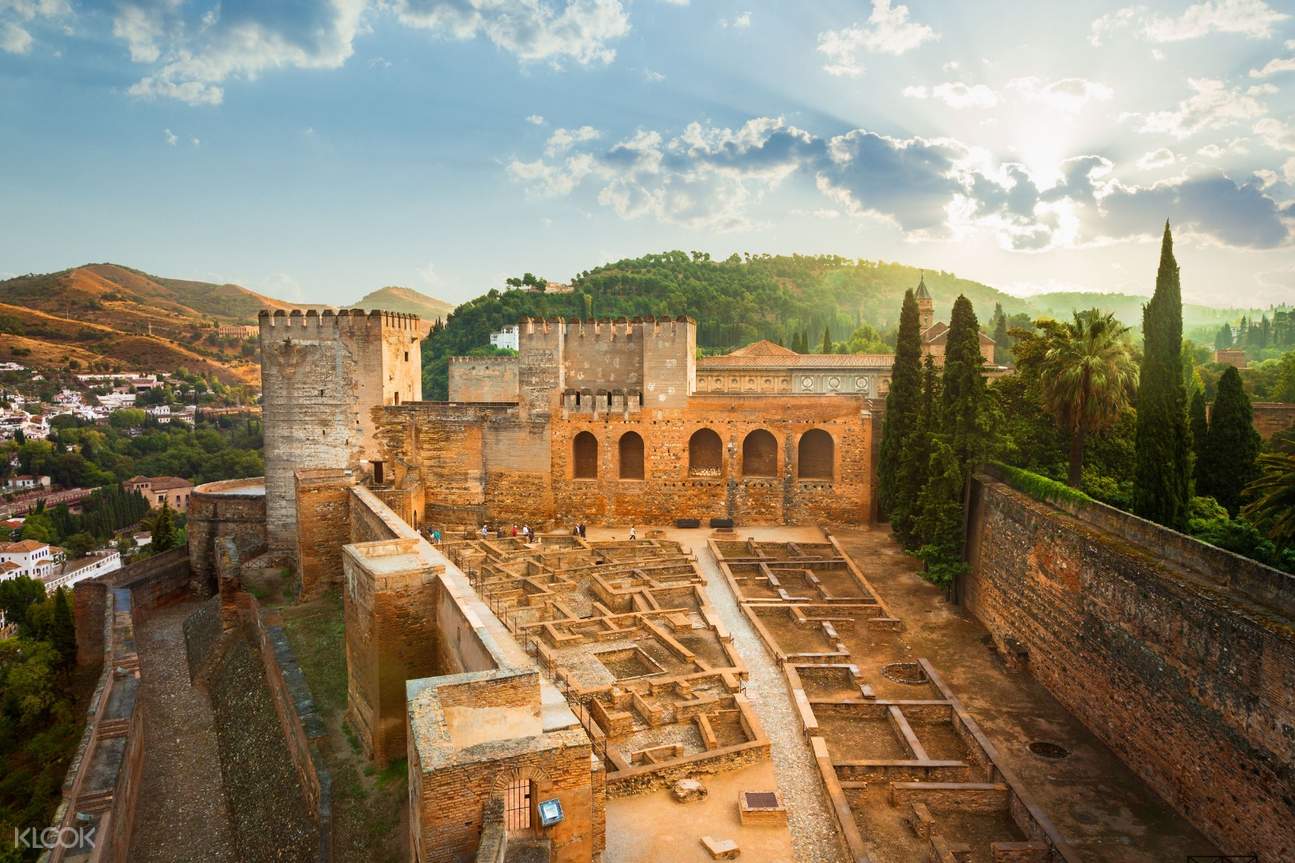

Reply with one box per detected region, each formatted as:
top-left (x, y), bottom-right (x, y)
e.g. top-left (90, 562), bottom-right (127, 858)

top-left (1252, 401), bottom-right (1295, 440)
top-left (449, 357), bottom-right (519, 402)
top-left (294, 469), bottom-right (353, 599)
top-left (375, 395), bottom-right (873, 527)
top-left (963, 472), bottom-right (1295, 862)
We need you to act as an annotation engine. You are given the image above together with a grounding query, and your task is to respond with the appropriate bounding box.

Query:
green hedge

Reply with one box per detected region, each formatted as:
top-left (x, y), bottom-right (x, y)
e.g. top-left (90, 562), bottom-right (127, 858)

top-left (985, 461), bottom-right (1095, 508)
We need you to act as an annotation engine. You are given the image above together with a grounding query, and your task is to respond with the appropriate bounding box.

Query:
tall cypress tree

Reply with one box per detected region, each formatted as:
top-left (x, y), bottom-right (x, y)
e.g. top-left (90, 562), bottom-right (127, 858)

top-left (1189, 389), bottom-right (1208, 492)
top-left (1133, 222), bottom-right (1189, 530)
top-left (821, 325), bottom-right (833, 353)
top-left (878, 290), bottom-right (923, 523)
top-left (1198, 366), bottom-right (1261, 515)
top-left (941, 295), bottom-right (989, 470)
top-left (892, 355), bottom-right (939, 545)
top-left (52, 587), bottom-right (76, 667)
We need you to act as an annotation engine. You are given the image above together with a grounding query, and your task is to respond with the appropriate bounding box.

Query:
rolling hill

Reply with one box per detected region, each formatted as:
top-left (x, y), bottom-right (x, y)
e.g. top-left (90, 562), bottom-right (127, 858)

top-left (350, 286), bottom-right (455, 321)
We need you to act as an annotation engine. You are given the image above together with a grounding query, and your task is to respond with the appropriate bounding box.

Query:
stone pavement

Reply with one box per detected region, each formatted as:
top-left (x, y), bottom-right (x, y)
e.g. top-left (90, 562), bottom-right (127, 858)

top-left (128, 601), bottom-right (237, 863)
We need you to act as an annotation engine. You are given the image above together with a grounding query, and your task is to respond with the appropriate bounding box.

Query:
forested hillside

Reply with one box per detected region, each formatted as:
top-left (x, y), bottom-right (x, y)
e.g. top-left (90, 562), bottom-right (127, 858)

top-left (421, 251), bottom-right (1028, 398)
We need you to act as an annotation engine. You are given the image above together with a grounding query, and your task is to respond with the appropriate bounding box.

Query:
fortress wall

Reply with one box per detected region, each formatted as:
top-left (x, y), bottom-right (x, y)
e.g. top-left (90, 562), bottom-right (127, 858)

top-left (448, 356), bottom-right (519, 402)
top-left (294, 469), bottom-right (353, 599)
top-left (560, 319), bottom-right (646, 393)
top-left (963, 472), bottom-right (1295, 861)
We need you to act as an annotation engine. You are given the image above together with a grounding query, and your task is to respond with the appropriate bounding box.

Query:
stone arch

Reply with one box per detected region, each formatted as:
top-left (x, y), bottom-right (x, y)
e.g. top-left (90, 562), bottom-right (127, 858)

top-left (490, 764), bottom-right (551, 793)
top-left (798, 429), bottom-right (834, 480)
top-left (573, 431), bottom-right (598, 479)
top-left (688, 428), bottom-right (723, 477)
top-left (619, 431), bottom-right (645, 480)
top-left (741, 429), bottom-right (778, 477)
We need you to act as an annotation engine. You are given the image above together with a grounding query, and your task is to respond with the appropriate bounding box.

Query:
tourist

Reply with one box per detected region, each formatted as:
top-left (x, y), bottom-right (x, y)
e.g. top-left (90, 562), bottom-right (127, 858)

top-left (480, 523), bottom-right (489, 539)
top-left (629, 525), bottom-right (637, 541)
top-left (511, 524), bottom-right (518, 538)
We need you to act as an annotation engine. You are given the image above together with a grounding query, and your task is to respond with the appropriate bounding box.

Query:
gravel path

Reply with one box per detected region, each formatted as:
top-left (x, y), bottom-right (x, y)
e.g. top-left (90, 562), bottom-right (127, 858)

top-left (692, 539), bottom-right (850, 863)
top-left (129, 601), bottom-right (238, 863)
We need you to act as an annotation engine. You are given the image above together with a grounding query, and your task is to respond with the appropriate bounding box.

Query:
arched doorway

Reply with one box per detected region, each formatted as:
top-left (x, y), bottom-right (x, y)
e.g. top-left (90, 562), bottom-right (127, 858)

top-left (688, 428), bottom-right (723, 477)
top-left (573, 431), bottom-right (598, 479)
top-left (741, 429), bottom-right (777, 477)
top-left (797, 429), bottom-right (834, 480)
top-left (619, 432), bottom-right (645, 479)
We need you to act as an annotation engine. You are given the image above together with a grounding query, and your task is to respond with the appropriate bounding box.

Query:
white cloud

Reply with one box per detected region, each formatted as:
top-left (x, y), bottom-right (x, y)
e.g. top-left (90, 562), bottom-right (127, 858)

top-left (1136, 147), bottom-right (1176, 169)
top-left (1250, 56), bottom-right (1295, 77)
top-left (902, 82), bottom-right (998, 109)
top-left (1196, 138), bottom-right (1249, 158)
top-left (720, 11), bottom-right (751, 29)
top-left (163, 128), bottom-right (177, 146)
top-left (1128, 78), bottom-right (1266, 139)
top-left (505, 113), bottom-right (1292, 251)
top-left (526, 114), bottom-right (546, 125)
top-left (545, 125), bottom-right (600, 156)
top-left (1092, 0), bottom-right (1289, 45)
top-left (942, 60), bottom-right (959, 72)
top-left (392, 0), bottom-right (630, 66)
top-left (643, 67), bottom-right (664, 82)
top-left (1255, 117), bottom-right (1295, 151)
top-left (817, 0), bottom-right (938, 77)
top-left (122, 0), bottom-right (368, 107)
top-left (1007, 77), bottom-right (1113, 112)
top-left (191, 136), bottom-right (200, 147)
top-left (1, 21), bottom-right (31, 53)
top-left (368, 55), bottom-right (392, 69)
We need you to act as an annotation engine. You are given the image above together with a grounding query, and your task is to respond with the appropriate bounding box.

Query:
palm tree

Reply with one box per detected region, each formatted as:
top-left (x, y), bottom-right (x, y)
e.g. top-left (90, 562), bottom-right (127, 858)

top-left (1241, 452), bottom-right (1295, 546)
top-left (1035, 310), bottom-right (1140, 487)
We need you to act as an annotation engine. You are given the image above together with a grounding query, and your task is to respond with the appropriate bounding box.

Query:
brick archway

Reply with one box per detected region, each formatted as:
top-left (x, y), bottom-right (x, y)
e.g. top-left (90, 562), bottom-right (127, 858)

top-left (619, 431), bottom-right (645, 479)
top-left (688, 428), bottom-right (723, 477)
top-left (797, 428), bottom-right (834, 480)
top-left (741, 429), bottom-right (777, 477)
top-left (573, 431), bottom-right (598, 479)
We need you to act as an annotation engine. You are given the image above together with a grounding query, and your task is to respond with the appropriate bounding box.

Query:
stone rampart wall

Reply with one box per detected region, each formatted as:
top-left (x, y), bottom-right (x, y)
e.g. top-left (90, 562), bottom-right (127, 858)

top-left (963, 470), bottom-right (1295, 861)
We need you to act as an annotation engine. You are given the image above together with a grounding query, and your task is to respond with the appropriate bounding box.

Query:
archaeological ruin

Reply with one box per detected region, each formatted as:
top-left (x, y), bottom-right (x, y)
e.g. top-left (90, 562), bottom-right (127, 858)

top-left (48, 294), bottom-right (1295, 863)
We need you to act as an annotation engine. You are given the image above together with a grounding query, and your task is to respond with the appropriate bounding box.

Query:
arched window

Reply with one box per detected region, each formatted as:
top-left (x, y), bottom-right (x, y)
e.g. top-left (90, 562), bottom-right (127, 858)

top-left (742, 430), bottom-right (777, 477)
top-left (688, 428), bottom-right (723, 477)
top-left (798, 429), bottom-right (834, 480)
top-left (619, 432), bottom-right (645, 479)
top-left (573, 431), bottom-right (598, 479)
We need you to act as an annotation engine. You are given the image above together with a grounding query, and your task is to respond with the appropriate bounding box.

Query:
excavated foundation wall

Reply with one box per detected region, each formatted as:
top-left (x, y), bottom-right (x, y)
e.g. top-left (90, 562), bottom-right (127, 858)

top-left (963, 470), bottom-right (1295, 862)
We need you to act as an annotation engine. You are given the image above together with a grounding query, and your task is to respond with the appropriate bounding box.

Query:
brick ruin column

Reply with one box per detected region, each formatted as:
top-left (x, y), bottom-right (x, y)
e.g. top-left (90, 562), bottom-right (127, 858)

top-left (342, 537), bottom-right (442, 765)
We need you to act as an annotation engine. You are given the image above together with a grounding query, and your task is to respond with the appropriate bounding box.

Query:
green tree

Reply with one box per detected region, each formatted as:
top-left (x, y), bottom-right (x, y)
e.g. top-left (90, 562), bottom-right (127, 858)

top-left (892, 355), bottom-right (939, 545)
top-left (820, 325), bottom-right (833, 353)
top-left (1198, 366), bottom-right (1261, 515)
top-left (877, 290), bottom-right (923, 523)
top-left (1215, 322), bottom-right (1233, 350)
top-left (1242, 451), bottom-right (1295, 546)
top-left (50, 588), bottom-right (75, 668)
top-left (1133, 222), bottom-right (1190, 530)
top-left (1189, 389), bottom-right (1208, 492)
top-left (912, 439), bottom-right (968, 585)
top-left (1031, 310), bottom-right (1139, 487)
top-left (941, 295), bottom-right (990, 470)
top-left (149, 502), bottom-right (178, 552)
top-left (990, 303), bottom-right (1011, 365)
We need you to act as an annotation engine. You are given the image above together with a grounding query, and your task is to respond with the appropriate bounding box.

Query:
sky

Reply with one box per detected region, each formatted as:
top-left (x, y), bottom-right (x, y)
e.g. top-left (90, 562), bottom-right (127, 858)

top-left (1, 0), bottom-right (1294, 310)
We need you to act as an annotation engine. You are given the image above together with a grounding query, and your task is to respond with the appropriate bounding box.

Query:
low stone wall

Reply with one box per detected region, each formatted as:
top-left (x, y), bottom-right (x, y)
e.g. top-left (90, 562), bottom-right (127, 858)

top-left (1250, 401), bottom-right (1295, 440)
top-left (42, 587), bottom-right (144, 863)
top-left (963, 469), bottom-right (1295, 862)
top-left (73, 548), bottom-right (194, 666)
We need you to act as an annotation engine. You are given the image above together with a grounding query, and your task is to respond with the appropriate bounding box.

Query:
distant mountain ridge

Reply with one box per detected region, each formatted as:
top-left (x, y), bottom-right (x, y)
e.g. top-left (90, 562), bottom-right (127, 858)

top-left (350, 286), bottom-right (454, 321)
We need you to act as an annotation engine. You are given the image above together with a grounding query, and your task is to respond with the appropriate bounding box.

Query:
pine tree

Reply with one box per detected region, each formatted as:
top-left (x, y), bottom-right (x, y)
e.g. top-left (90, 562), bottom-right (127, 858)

top-left (991, 303), bottom-right (1010, 365)
top-left (912, 438), bottom-right (968, 585)
top-left (52, 587), bottom-right (76, 667)
top-left (1189, 389), bottom-right (1208, 493)
top-left (941, 295), bottom-right (989, 470)
top-left (151, 502), bottom-right (177, 552)
top-left (1214, 323), bottom-right (1233, 351)
top-left (821, 325), bottom-right (833, 354)
top-left (1198, 366), bottom-right (1261, 515)
top-left (1133, 222), bottom-right (1190, 530)
top-left (877, 290), bottom-right (923, 524)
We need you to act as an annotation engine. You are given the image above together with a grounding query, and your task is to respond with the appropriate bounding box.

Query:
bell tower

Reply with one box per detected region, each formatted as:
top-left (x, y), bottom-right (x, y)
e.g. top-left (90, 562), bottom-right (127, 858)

top-left (915, 273), bottom-right (934, 331)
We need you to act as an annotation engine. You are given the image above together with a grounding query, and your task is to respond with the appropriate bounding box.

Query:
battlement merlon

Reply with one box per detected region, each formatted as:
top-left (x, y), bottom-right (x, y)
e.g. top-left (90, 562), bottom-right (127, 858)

top-left (257, 308), bottom-right (424, 340)
top-left (515, 315), bottom-right (696, 341)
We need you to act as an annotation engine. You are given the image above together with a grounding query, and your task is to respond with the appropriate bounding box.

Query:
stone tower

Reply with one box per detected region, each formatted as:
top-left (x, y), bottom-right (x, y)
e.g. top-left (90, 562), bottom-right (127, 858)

top-left (258, 308), bottom-right (423, 556)
top-left (915, 273), bottom-right (934, 331)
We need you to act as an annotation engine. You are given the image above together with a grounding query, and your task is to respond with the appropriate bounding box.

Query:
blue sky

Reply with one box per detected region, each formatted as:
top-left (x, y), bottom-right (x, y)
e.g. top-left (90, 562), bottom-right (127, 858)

top-left (1, 0), bottom-right (1294, 309)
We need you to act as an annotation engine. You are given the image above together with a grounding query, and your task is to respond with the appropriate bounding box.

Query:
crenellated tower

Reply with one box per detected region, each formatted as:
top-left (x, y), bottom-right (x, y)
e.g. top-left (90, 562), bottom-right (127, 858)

top-left (258, 308), bottom-right (423, 556)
